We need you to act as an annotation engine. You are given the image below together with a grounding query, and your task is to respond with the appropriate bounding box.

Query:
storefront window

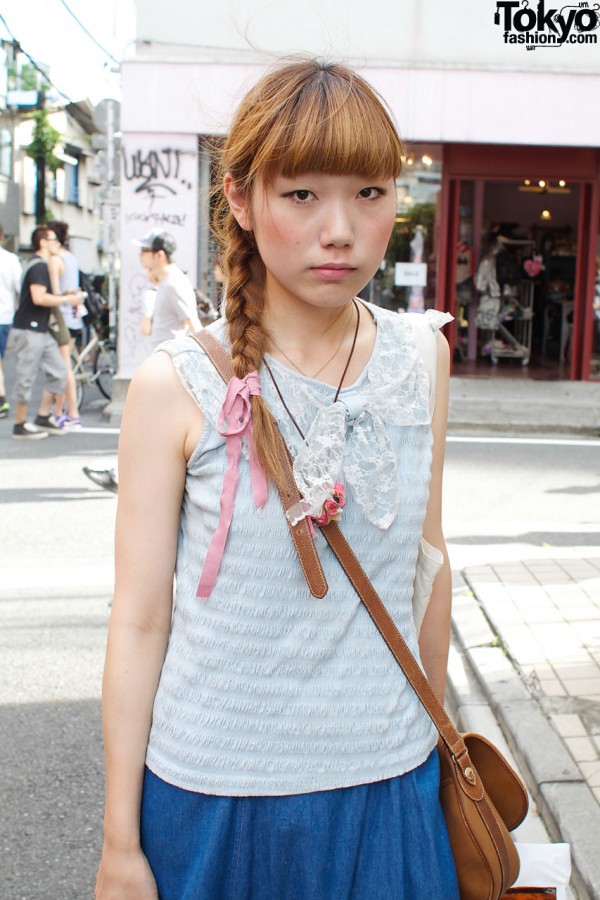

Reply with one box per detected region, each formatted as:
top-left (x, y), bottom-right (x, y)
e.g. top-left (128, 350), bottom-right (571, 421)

top-left (371, 143), bottom-right (442, 312)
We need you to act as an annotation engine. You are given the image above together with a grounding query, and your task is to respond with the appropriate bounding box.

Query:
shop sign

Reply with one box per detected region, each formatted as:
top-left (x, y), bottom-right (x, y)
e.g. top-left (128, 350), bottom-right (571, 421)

top-left (394, 262), bottom-right (427, 287)
top-left (494, 0), bottom-right (599, 48)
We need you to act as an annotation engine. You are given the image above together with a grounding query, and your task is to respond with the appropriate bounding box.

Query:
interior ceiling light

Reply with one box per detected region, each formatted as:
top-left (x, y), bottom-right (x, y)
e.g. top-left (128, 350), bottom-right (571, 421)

top-left (518, 179), bottom-right (571, 195)
top-left (540, 209), bottom-right (552, 221)
top-left (421, 154), bottom-right (433, 166)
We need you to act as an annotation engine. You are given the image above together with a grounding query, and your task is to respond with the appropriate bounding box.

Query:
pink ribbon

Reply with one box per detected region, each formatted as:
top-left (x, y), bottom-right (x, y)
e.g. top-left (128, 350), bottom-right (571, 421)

top-left (196, 372), bottom-right (268, 599)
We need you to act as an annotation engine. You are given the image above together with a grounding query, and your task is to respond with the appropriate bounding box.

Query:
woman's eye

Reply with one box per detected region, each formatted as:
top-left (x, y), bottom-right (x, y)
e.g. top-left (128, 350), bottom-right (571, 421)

top-left (358, 187), bottom-right (385, 200)
top-left (285, 190), bottom-right (314, 204)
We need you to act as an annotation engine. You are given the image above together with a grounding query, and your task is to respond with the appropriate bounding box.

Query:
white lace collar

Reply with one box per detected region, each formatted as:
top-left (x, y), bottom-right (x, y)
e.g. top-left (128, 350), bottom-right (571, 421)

top-left (261, 305), bottom-right (451, 530)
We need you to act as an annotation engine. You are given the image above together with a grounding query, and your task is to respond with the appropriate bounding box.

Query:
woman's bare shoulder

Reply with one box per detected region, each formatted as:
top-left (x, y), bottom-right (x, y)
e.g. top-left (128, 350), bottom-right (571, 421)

top-left (129, 349), bottom-right (181, 395)
top-left (124, 350), bottom-right (204, 449)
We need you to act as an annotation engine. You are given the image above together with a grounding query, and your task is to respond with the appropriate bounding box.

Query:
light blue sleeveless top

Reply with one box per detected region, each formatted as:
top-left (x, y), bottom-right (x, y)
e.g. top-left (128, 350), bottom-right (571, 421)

top-left (58, 248), bottom-right (83, 330)
top-left (145, 304), bottom-right (444, 797)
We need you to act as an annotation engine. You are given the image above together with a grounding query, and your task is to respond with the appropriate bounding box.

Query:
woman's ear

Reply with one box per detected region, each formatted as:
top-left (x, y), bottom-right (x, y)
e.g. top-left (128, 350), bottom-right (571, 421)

top-left (223, 173), bottom-right (252, 231)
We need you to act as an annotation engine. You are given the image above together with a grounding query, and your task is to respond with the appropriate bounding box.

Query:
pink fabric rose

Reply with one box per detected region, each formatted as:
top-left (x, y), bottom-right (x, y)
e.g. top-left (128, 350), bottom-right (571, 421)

top-left (312, 482), bottom-right (346, 527)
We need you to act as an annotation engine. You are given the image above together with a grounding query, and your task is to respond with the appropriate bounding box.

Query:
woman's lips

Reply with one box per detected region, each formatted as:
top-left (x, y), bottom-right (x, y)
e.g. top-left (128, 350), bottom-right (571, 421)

top-left (310, 263), bottom-right (356, 281)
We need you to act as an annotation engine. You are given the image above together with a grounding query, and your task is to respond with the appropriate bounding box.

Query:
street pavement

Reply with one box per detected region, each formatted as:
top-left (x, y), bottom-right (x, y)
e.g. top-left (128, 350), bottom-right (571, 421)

top-left (447, 376), bottom-right (600, 900)
top-left (0, 356), bottom-right (599, 898)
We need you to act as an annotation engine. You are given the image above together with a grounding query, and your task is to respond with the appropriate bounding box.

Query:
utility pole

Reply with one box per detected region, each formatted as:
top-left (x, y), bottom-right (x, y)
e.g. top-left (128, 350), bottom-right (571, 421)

top-left (92, 98), bottom-right (121, 338)
top-left (34, 89), bottom-right (46, 224)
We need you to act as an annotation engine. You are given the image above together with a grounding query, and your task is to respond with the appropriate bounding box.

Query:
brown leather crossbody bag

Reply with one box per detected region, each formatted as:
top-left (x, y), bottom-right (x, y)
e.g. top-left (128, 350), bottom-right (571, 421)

top-left (192, 329), bottom-right (529, 900)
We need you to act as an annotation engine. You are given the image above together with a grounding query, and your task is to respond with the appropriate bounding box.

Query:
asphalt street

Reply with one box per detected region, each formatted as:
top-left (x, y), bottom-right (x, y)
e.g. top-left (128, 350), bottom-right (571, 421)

top-left (0, 384), bottom-right (598, 897)
top-left (1, 384), bottom-right (117, 900)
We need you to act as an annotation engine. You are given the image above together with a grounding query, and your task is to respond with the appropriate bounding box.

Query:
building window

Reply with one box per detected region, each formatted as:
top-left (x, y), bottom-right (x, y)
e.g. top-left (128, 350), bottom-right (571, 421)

top-left (0, 127), bottom-right (11, 178)
top-left (22, 155), bottom-right (36, 214)
top-left (65, 159), bottom-right (79, 205)
top-left (52, 167), bottom-right (65, 203)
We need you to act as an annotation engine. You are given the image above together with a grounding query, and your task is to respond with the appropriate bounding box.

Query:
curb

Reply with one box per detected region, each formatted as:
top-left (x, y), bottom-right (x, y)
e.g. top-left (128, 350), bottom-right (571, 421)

top-left (449, 572), bottom-right (600, 900)
top-left (447, 422), bottom-right (600, 438)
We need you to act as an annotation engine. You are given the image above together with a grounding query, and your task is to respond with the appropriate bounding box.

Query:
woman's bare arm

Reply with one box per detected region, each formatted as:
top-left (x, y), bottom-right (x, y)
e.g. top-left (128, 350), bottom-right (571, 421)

top-left (418, 334), bottom-right (452, 704)
top-left (48, 253), bottom-right (64, 295)
top-left (96, 351), bottom-right (203, 896)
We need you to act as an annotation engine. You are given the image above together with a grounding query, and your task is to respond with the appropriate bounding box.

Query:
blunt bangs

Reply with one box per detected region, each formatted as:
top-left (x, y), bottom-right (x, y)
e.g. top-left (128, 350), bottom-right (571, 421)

top-left (230, 61), bottom-right (404, 189)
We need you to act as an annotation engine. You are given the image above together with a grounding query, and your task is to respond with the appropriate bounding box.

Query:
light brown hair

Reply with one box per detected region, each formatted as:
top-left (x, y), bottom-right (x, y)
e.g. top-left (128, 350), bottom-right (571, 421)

top-left (212, 58), bottom-right (404, 484)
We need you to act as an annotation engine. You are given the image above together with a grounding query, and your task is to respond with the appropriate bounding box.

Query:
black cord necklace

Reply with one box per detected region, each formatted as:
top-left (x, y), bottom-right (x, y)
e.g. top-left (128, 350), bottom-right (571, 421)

top-left (264, 298), bottom-right (361, 441)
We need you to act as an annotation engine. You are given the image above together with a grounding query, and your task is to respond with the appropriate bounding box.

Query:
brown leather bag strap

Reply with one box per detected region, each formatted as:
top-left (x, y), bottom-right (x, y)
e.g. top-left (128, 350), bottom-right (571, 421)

top-left (319, 520), bottom-right (478, 788)
top-left (189, 329), bottom-right (328, 600)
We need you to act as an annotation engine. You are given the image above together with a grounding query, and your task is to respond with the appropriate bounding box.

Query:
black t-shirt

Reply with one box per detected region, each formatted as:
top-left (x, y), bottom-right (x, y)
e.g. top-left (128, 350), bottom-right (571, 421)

top-left (13, 256), bottom-right (52, 333)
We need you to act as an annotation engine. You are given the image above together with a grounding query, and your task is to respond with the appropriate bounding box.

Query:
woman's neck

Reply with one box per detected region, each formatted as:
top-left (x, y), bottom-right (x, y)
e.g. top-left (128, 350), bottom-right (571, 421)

top-left (265, 301), bottom-right (354, 374)
top-left (264, 298), bottom-right (376, 386)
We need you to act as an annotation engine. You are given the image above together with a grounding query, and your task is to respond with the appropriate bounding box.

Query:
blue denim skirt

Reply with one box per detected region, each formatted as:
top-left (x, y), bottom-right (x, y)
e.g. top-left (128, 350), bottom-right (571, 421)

top-left (140, 750), bottom-right (459, 900)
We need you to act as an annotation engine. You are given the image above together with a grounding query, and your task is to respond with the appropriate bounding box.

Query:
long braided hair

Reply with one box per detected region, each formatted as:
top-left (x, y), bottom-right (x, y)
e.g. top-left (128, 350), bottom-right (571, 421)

top-left (212, 58), bottom-right (404, 484)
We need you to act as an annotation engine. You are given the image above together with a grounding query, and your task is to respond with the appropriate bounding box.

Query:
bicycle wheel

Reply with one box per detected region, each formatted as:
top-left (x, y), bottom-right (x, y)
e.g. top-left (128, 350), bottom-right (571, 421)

top-left (71, 352), bottom-right (85, 408)
top-left (93, 341), bottom-right (117, 399)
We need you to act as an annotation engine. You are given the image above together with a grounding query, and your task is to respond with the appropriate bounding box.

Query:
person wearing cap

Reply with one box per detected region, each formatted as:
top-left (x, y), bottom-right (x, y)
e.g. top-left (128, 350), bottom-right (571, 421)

top-left (133, 230), bottom-right (201, 348)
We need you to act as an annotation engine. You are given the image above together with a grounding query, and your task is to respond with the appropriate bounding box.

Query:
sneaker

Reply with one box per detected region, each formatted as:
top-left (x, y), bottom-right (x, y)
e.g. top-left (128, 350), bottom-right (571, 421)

top-left (13, 422), bottom-right (49, 440)
top-left (83, 466), bottom-right (119, 493)
top-left (34, 413), bottom-right (68, 436)
top-left (56, 414), bottom-right (82, 431)
top-left (0, 401), bottom-right (9, 419)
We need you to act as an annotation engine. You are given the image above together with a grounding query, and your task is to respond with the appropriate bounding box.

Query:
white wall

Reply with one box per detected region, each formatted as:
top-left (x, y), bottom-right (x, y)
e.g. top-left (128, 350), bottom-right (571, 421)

top-left (134, 0), bottom-right (600, 75)
top-left (122, 60), bottom-right (600, 148)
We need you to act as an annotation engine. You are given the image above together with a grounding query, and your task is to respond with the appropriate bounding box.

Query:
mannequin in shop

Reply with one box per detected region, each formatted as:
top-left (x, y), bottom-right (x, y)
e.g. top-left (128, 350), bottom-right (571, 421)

top-left (455, 240), bottom-right (473, 321)
top-left (475, 227), bottom-right (523, 331)
top-left (408, 224), bottom-right (426, 312)
top-left (475, 225), bottom-right (535, 364)
top-left (475, 241), bottom-right (502, 331)
top-left (453, 240), bottom-right (473, 361)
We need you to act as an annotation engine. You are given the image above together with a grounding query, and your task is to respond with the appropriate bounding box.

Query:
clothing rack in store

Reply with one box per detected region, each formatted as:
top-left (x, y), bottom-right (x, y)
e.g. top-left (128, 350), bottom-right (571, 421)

top-left (488, 281), bottom-right (534, 366)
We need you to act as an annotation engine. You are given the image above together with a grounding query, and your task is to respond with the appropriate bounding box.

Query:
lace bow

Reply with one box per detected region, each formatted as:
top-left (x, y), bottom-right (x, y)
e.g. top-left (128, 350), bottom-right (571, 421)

top-left (289, 393), bottom-right (405, 530)
top-left (284, 310), bottom-right (452, 530)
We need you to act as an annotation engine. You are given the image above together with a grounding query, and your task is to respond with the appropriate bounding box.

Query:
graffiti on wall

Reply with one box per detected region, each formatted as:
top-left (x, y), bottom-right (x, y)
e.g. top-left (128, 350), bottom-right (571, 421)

top-left (123, 147), bottom-right (194, 200)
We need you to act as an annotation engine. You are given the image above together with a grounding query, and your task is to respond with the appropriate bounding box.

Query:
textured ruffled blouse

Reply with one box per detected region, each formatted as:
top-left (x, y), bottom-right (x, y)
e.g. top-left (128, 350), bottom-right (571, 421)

top-left (145, 304), bottom-right (450, 797)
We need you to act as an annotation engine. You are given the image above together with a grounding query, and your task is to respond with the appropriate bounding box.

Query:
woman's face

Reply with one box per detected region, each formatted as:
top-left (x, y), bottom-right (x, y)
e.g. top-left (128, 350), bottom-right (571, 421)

top-left (228, 171), bottom-right (397, 315)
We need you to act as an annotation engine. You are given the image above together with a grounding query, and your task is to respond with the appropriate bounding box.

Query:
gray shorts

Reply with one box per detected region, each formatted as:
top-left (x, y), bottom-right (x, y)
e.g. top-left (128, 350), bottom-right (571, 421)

top-left (11, 328), bottom-right (67, 404)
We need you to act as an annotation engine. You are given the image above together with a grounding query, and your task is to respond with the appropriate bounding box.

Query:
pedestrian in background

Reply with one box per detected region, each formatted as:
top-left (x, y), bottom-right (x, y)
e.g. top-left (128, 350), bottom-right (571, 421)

top-left (0, 224), bottom-right (22, 418)
top-left (96, 59), bottom-right (456, 899)
top-left (11, 226), bottom-right (82, 439)
top-left (47, 220), bottom-right (84, 430)
top-left (134, 229), bottom-right (201, 348)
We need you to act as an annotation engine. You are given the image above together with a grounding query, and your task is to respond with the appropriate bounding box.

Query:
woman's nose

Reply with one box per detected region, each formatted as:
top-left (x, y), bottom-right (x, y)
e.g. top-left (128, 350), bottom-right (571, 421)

top-left (319, 202), bottom-right (354, 247)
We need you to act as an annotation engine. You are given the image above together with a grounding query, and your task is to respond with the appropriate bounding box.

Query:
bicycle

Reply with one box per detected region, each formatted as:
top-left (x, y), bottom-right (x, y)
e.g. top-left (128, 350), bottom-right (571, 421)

top-left (71, 322), bottom-right (117, 408)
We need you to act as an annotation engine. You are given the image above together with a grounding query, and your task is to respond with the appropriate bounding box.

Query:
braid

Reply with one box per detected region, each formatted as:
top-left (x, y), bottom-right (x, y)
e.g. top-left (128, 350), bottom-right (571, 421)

top-left (215, 203), bottom-right (284, 486)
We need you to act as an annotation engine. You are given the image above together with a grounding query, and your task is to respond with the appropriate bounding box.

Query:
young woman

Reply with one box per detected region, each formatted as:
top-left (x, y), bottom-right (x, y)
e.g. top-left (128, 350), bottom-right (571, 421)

top-left (47, 220), bottom-right (83, 429)
top-left (96, 59), bottom-right (457, 899)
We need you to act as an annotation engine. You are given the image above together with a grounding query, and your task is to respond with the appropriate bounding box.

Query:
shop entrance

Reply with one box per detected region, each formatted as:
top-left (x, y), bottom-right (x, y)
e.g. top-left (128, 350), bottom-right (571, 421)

top-left (454, 178), bottom-right (580, 377)
top-left (438, 144), bottom-right (599, 380)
